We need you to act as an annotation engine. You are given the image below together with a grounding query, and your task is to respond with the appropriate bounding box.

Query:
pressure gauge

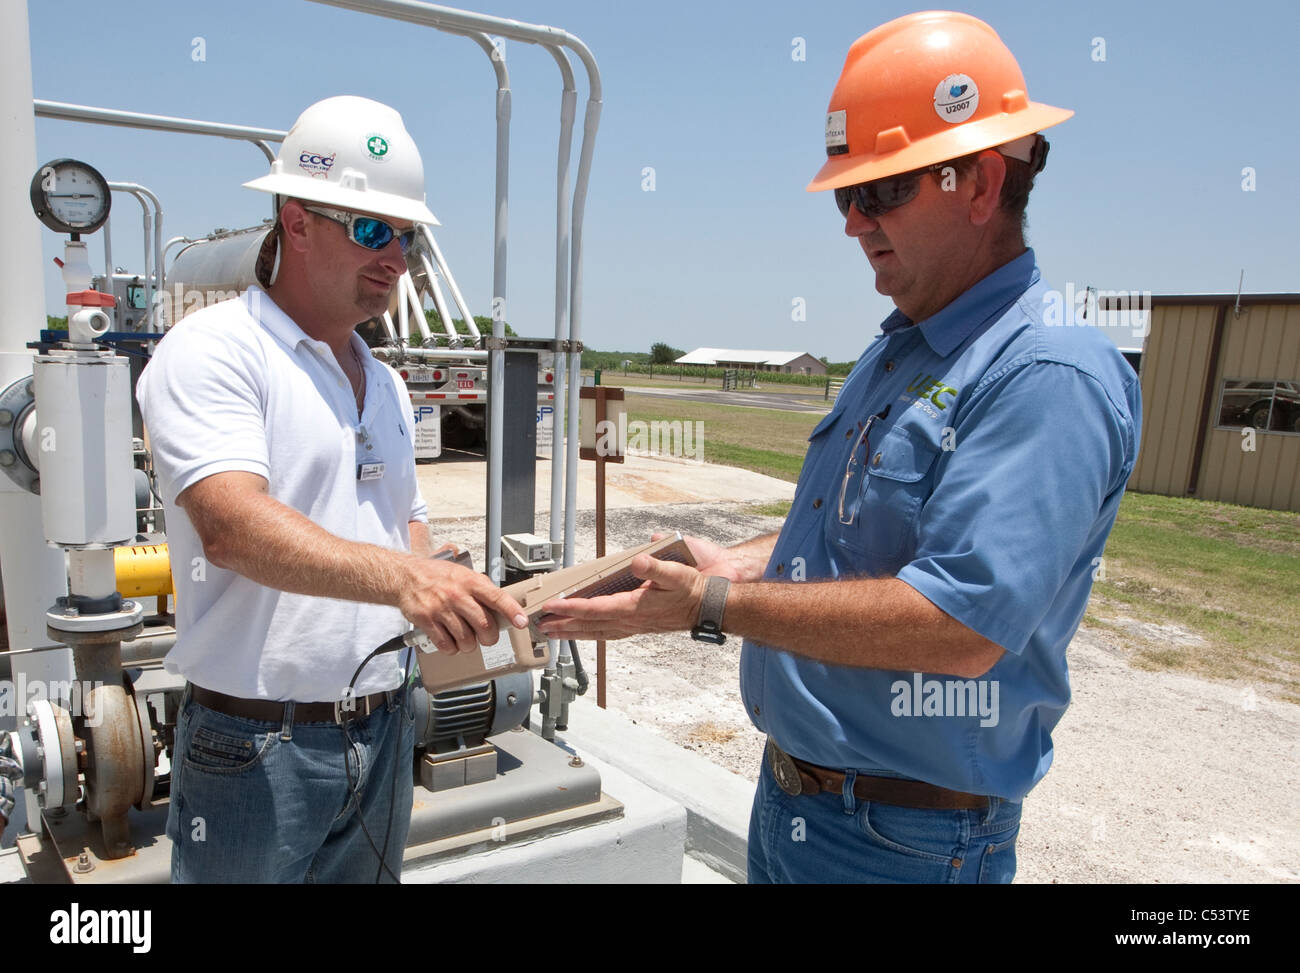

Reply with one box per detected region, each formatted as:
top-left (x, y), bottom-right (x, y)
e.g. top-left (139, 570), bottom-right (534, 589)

top-left (30, 158), bottom-right (111, 235)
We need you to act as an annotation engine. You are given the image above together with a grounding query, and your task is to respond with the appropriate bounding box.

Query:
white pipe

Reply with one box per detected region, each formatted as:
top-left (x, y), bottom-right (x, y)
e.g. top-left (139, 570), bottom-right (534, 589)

top-left (418, 226), bottom-right (478, 341)
top-left (396, 272), bottom-right (409, 342)
top-left (109, 183), bottom-right (164, 332)
top-left (102, 214), bottom-right (114, 295)
top-left (35, 100), bottom-right (285, 148)
top-left (417, 252), bottom-right (459, 346)
top-left (68, 550), bottom-right (117, 601)
top-left (564, 99), bottom-right (603, 569)
top-left (547, 48), bottom-right (577, 672)
top-left (0, 0), bottom-right (71, 655)
top-left (401, 273), bottom-right (431, 343)
top-left (371, 346), bottom-right (487, 362)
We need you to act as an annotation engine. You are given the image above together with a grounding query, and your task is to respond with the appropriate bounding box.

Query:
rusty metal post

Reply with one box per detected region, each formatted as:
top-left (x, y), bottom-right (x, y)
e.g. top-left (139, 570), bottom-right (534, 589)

top-left (594, 385), bottom-right (606, 709)
top-left (579, 385), bottom-right (623, 710)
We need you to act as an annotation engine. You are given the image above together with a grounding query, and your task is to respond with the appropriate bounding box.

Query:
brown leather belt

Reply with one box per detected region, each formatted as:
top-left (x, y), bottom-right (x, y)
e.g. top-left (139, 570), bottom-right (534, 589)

top-left (190, 684), bottom-right (395, 725)
top-left (766, 738), bottom-right (989, 810)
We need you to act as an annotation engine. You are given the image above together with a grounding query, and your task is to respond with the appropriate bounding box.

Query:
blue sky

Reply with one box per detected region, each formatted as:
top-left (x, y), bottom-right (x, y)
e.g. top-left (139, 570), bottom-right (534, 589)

top-left (26, 0), bottom-right (1300, 361)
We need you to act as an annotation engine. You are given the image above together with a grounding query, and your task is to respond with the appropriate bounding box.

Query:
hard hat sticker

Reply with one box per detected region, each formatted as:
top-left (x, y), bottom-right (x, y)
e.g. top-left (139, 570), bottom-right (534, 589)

top-left (826, 109), bottom-right (848, 156)
top-left (297, 151), bottom-right (336, 178)
top-left (365, 134), bottom-right (390, 161)
top-left (933, 74), bottom-right (979, 124)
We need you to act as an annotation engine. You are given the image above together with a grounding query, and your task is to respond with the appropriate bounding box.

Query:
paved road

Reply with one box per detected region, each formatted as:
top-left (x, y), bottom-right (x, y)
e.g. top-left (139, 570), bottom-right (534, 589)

top-left (622, 385), bottom-right (833, 414)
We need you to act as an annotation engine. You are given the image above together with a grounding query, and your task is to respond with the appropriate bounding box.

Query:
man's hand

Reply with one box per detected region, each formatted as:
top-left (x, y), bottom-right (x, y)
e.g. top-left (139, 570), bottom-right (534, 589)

top-left (178, 471), bottom-right (526, 657)
top-left (537, 554), bottom-right (708, 641)
top-left (652, 532), bottom-right (746, 582)
top-left (399, 557), bottom-right (527, 656)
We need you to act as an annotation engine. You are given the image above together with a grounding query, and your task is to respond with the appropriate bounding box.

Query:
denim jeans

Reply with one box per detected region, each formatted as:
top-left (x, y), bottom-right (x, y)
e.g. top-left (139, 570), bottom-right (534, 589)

top-left (747, 753), bottom-right (1022, 884)
top-left (167, 684), bottom-right (415, 883)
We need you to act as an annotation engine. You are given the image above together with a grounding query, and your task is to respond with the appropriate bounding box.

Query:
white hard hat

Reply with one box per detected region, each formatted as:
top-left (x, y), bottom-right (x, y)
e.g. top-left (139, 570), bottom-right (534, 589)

top-left (244, 95), bottom-right (439, 225)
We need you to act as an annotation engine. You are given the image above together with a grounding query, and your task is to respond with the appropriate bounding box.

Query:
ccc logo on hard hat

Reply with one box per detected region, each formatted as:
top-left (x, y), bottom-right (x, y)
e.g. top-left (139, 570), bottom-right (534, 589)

top-left (933, 73), bottom-right (979, 124)
top-left (298, 151), bottom-right (336, 176)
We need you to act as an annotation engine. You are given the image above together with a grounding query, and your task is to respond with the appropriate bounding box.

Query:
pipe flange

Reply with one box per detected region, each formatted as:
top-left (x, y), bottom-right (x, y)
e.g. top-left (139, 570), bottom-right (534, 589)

top-left (28, 699), bottom-right (78, 809)
top-left (130, 684), bottom-right (155, 811)
top-left (0, 376), bottom-right (39, 494)
top-left (47, 601), bottom-right (144, 638)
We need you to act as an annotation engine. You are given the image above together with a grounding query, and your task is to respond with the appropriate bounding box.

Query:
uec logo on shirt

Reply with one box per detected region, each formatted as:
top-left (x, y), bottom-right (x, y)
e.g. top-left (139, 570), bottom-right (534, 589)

top-left (905, 373), bottom-right (960, 411)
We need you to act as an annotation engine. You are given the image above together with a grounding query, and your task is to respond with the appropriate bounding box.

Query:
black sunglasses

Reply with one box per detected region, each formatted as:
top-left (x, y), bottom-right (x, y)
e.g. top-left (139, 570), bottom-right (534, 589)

top-left (834, 136), bottom-right (1051, 220)
top-left (834, 164), bottom-right (945, 220)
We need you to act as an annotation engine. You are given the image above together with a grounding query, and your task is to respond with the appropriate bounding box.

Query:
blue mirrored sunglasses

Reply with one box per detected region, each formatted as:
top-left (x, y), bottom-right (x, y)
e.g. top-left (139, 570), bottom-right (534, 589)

top-left (303, 205), bottom-right (417, 253)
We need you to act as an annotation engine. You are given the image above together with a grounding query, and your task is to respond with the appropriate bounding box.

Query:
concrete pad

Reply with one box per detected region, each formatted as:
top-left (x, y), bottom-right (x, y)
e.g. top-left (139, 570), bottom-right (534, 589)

top-left (560, 695), bottom-right (755, 884)
top-left (417, 448), bottom-right (794, 520)
top-left (402, 746), bottom-right (687, 884)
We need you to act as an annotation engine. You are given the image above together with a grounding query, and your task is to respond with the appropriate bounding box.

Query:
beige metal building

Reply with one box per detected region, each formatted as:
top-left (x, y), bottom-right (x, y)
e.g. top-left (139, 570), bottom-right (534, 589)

top-left (1112, 294), bottom-right (1300, 512)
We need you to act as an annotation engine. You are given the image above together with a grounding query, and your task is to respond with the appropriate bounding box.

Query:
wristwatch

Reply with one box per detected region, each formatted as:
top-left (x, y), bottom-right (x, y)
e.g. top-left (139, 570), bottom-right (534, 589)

top-left (691, 576), bottom-right (731, 644)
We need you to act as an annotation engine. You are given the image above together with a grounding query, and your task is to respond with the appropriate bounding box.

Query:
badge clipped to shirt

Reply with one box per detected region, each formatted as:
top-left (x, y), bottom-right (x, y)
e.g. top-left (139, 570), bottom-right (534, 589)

top-left (357, 461), bottom-right (386, 482)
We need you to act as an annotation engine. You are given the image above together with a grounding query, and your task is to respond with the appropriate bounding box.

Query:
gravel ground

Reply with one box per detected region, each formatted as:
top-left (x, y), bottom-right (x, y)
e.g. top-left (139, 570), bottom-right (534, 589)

top-left (431, 501), bottom-right (1300, 884)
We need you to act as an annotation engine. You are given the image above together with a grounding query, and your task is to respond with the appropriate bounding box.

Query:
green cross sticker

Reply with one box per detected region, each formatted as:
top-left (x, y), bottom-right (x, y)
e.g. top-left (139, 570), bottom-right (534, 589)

top-left (367, 135), bottom-right (389, 158)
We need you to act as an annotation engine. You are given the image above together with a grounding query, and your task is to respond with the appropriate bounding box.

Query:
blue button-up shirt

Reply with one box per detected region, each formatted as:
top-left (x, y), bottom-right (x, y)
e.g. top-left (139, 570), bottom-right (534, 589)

top-left (739, 249), bottom-right (1141, 800)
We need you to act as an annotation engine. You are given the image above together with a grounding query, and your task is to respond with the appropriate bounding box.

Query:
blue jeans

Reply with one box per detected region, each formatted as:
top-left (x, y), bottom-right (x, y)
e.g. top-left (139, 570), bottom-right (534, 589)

top-left (167, 684), bottom-right (415, 883)
top-left (747, 753), bottom-right (1022, 883)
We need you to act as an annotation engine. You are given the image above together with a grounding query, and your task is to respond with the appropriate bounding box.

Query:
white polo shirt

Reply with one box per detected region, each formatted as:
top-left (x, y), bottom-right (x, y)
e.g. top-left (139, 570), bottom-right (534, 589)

top-left (137, 286), bottom-right (428, 701)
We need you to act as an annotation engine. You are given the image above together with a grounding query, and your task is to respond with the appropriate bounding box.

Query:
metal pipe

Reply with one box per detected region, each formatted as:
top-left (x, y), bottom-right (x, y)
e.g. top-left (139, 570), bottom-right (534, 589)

top-left (565, 95), bottom-right (603, 575)
top-left (108, 183), bottom-right (164, 332)
top-left (417, 226), bottom-right (477, 338)
top-left (252, 139), bottom-right (278, 165)
top-left (119, 630), bottom-right (176, 666)
top-left (480, 30), bottom-right (509, 591)
top-left (163, 235), bottom-right (197, 267)
top-left (370, 346), bottom-right (487, 362)
top-left (417, 252), bottom-right (459, 346)
top-left (102, 213), bottom-right (114, 296)
top-left (396, 271), bottom-right (410, 342)
top-left (107, 188), bottom-right (150, 329)
top-left (401, 273), bottom-right (431, 344)
top-left (34, 100), bottom-right (286, 148)
top-left (547, 46), bottom-right (577, 668)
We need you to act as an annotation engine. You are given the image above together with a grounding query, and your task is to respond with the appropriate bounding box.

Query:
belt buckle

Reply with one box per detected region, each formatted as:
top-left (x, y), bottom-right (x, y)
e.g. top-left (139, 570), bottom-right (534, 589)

top-left (767, 739), bottom-right (803, 797)
top-left (333, 692), bottom-right (371, 725)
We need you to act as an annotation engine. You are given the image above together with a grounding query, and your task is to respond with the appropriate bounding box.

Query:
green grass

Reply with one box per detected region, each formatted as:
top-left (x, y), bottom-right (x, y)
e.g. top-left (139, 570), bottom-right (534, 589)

top-left (748, 500), bottom-right (794, 518)
top-left (1090, 492), bottom-right (1300, 701)
top-left (623, 392), bottom-right (821, 483)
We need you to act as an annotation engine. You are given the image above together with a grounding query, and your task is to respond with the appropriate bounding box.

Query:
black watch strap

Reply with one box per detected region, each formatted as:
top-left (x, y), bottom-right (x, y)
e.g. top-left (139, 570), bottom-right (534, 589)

top-left (691, 576), bottom-right (731, 644)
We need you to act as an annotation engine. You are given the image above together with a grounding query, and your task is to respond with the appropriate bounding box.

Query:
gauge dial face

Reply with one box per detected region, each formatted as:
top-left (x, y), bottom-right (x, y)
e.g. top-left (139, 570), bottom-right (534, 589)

top-left (31, 159), bottom-right (111, 234)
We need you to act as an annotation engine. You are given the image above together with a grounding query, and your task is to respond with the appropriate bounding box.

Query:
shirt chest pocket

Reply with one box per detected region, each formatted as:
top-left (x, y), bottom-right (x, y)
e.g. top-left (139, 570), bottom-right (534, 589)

top-left (826, 424), bottom-right (942, 562)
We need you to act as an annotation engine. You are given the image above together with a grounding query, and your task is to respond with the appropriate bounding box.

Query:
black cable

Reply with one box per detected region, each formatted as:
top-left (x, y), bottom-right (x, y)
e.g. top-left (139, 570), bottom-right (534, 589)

top-left (339, 630), bottom-right (409, 884)
top-left (374, 649), bottom-right (413, 883)
top-left (339, 719), bottom-right (399, 883)
top-left (568, 640), bottom-right (589, 695)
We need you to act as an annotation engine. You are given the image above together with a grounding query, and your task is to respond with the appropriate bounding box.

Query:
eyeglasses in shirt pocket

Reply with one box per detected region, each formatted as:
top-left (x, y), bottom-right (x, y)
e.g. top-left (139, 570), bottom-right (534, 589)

top-left (828, 425), bottom-right (941, 562)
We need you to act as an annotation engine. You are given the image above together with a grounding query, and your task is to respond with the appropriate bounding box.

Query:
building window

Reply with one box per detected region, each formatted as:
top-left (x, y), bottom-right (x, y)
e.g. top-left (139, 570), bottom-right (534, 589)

top-left (1217, 379), bottom-right (1300, 434)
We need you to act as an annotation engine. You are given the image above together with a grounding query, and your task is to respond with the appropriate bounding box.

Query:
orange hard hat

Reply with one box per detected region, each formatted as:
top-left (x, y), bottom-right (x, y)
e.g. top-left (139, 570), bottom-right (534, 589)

top-left (807, 11), bottom-right (1073, 192)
